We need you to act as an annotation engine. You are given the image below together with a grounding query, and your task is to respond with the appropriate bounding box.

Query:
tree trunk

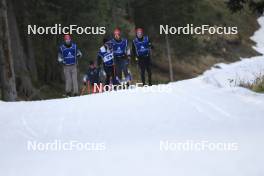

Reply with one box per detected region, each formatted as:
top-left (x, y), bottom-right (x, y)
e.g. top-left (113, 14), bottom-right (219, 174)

top-left (165, 34), bottom-right (174, 82)
top-left (7, 0), bottom-right (36, 98)
top-left (162, 2), bottom-right (174, 82)
top-left (0, 0), bottom-right (17, 101)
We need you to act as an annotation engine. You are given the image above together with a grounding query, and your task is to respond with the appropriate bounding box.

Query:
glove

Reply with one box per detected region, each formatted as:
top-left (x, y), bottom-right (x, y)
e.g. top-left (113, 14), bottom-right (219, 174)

top-left (58, 57), bottom-right (63, 63)
top-left (83, 76), bottom-right (88, 85)
top-left (77, 50), bottom-right (82, 58)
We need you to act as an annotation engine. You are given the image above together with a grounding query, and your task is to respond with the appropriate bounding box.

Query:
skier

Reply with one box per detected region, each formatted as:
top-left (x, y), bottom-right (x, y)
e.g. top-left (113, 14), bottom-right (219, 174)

top-left (132, 28), bottom-right (153, 86)
top-left (110, 28), bottom-right (131, 83)
top-left (58, 34), bottom-right (82, 96)
top-left (82, 61), bottom-right (101, 94)
top-left (97, 37), bottom-right (118, 87)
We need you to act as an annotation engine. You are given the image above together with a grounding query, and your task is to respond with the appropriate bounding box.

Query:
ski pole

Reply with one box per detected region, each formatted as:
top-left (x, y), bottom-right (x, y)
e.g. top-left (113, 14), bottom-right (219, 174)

top-left (81, 85), bottom-right (86, 96)
top-left (113, 64), bottom-right (116, 77)
top-left (87, 81), bottom-right (91, 94)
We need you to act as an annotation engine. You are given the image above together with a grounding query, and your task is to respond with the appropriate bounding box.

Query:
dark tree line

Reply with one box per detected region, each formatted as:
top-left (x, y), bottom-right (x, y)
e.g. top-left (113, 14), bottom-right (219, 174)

top-left (0, 0), bottom-right (261, 101)
top-left (0, 0), bottom-right (134, 101)
top-left (0, 0), bottom-right (17, 101)
top-left (227, 0), bottom-right (264, 14)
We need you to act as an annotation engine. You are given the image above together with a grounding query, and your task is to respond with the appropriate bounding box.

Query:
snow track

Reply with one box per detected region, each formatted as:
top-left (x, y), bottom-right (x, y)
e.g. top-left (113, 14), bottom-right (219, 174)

top-left (1, 17), bottom-right (264, 176)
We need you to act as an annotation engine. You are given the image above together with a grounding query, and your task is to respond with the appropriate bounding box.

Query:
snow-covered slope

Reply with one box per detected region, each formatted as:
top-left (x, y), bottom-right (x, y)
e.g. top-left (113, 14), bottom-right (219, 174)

top-left (1, 18), bottom-right (264, 176)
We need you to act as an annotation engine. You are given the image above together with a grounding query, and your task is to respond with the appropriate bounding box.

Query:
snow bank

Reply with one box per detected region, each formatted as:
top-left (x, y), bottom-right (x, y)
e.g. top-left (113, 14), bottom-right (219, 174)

top-left (202, 16), bottom-right (264, 88)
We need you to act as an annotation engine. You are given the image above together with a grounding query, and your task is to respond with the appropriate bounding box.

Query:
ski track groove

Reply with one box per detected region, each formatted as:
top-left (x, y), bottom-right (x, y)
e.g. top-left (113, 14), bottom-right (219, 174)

top-left (57, 114), bottom-right (67, 137)
top-left (173, 89), bottom-right (214, 120)
top-left (176, 89), bottom-right (232, 119)
top-left (21, 116), bottom-right (39, 139)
